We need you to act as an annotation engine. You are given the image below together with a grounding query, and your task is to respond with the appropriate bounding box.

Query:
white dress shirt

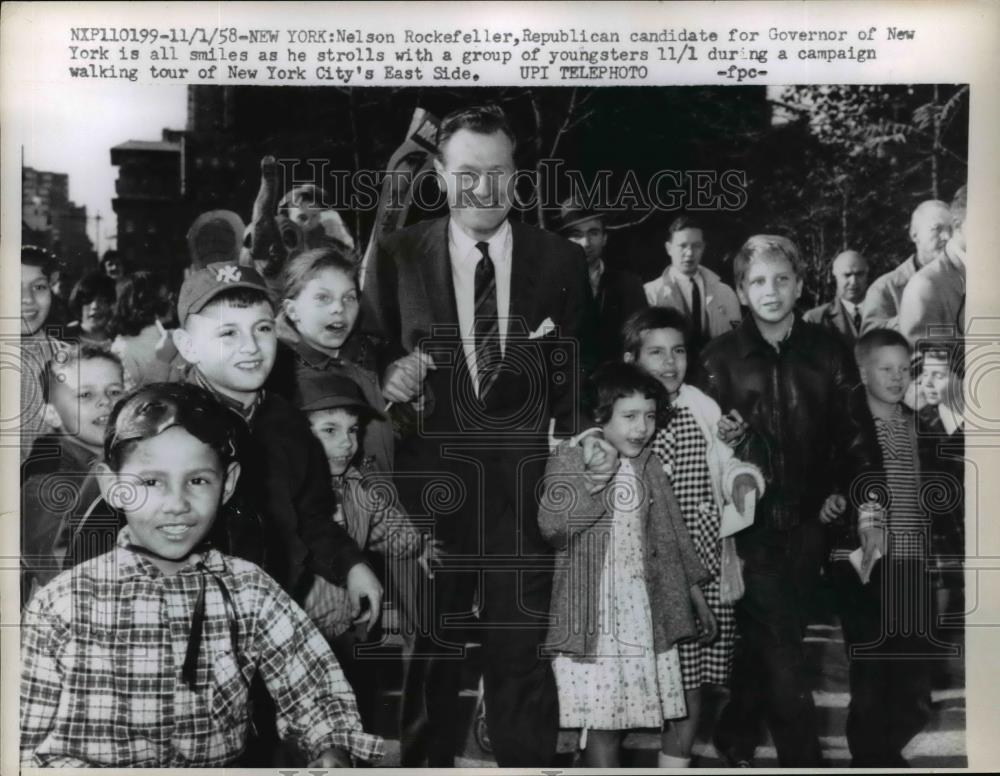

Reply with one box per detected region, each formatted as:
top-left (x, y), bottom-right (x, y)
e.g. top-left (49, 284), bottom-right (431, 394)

top-left (449, 218), bottom-right (512, 394)
top-left (840, 298), bottom-right (862, 331)
top-left (668, 265), bottom-right (706, 329)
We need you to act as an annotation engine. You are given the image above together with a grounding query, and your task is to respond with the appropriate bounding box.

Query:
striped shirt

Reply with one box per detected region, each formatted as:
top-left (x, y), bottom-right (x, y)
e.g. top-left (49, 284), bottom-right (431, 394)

top-left (876, 407), bottom-right (929, 559)
top-left (20, 529), bottom-right (384, 767)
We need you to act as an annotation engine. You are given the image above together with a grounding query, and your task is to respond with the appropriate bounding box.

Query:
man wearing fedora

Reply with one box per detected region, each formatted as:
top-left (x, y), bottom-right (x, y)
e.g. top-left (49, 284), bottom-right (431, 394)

top-left (554, 197), bottom-right (646, 364)
top-left (644, 215), bottom-right (742, 355)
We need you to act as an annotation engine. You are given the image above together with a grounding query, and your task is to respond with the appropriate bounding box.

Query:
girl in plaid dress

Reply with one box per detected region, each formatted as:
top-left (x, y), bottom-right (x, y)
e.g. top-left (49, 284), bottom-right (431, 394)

top-left (623, 307), bottom-right (764, 767)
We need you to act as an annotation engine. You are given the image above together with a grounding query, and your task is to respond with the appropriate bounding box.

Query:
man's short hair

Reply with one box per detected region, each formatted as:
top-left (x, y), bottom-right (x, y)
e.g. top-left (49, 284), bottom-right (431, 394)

top-left (621, 306), bottom-right (692, 359)
top-left (854, 328), bottom-right (912, 368)
top-left (41, 344), bottom-right (122, 404)
top-left (909, 199), bottom-right (950, 233)
top-left (732, 234), bottom-right (804, 288)
top-left (667, 215), bottom-right (705, 240)
top-left (437, 104), bottom-right (516, 159)
top-left (950, 185), bottom-right (967, 229)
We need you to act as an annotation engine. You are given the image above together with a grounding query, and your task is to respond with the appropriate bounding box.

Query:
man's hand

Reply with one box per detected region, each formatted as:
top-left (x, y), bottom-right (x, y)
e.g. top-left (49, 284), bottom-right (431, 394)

top-left (731, 473), bottom-right (758, 514)
top-left (691, 585), bottom-right (719, 644)
top-left (717, 409), bottom-right (749, 446)
top-left (346, 563), bottom-right (383, 628)
top-left (819, 493), bottom-right (847, 524)
top-left (308, 747), bottom-right (352, 767)
top-left (858, 524), bottom-right (885, 585)
top-left (382, 349), bottom-right (436, 405)
top-left (581, 435), bottom-right (619, 495)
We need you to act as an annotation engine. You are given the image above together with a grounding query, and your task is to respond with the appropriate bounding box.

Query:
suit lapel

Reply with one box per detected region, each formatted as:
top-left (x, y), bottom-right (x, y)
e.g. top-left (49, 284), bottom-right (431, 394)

top-left (670, 275), bottom-right (692, 317)
top-left (420, 217), bottom-right (459, 330)
top-left (508, 221), bottom-right (541, 336)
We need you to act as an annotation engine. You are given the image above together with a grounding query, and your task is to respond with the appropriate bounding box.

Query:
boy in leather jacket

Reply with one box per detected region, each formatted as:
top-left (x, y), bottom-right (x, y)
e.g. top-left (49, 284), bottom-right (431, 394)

top-left (697, 235), bottom-right (880, 767)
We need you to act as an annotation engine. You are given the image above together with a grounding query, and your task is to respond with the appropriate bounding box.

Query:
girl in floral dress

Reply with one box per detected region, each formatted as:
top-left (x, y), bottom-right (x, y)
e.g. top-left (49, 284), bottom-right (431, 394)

top-left (538, 362), bottom-right (717, 767)
top-left (624, 307), bottom-right (765, 767)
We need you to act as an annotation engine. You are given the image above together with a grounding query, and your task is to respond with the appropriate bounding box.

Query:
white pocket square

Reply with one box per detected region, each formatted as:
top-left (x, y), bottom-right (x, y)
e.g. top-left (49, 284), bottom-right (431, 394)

top-left (529, 317), bottom-right (556, 339)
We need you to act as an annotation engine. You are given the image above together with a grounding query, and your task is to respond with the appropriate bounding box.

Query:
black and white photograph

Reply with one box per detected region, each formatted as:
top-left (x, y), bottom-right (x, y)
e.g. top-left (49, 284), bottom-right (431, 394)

top-left (2, 1), bottom-right (998, 772)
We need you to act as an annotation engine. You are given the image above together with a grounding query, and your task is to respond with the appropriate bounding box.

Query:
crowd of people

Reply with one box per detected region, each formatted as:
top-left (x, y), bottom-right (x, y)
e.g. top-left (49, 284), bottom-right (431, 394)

top-left (18, 104), bottom-right (966, 769)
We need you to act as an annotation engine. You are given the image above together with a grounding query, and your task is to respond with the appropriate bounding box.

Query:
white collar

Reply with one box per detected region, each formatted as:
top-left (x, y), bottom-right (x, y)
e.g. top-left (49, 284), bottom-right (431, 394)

top-left (840, 298), bottom-right (861, 316)
top-left (449, 218), bottom-right (511, 264)
top-left (668, 264), bottom-right (702, 287)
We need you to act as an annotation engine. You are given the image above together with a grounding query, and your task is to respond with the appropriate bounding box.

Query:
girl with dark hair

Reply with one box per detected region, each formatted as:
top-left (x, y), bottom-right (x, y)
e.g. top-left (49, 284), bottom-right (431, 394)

top-left (65, 270), bottom-right (116, 347)
top-left (109, 271), bottom-right (181, 389)
top-left (537, 361), bottom-right (717, 767)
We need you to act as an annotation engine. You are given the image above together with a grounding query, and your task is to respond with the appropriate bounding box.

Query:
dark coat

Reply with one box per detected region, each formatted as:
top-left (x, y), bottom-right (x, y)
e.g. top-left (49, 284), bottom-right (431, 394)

top-left (697, 317), bottom-right (881, 531)
top-left (21, 435), bottom-right (101, 603)
top-left (538, 443), bottom-right (710, 658)
top-left (590, 264), bottom-right (647, 364)
top-left (361, 216), bottom-right (594, 557)
top-left (269, 320), bottom-right (395, 475)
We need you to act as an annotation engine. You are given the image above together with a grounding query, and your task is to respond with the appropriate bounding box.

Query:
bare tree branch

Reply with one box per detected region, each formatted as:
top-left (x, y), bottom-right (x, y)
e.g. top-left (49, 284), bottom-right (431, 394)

top-left (607, 208), bottom-right (658, 231)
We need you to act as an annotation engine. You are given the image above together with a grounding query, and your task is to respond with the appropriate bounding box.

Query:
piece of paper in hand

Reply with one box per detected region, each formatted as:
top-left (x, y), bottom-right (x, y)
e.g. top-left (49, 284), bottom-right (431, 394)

top-left (720, 489), bottom-right (755, 538)
top-left (848, 545), bottom-right (883, 582)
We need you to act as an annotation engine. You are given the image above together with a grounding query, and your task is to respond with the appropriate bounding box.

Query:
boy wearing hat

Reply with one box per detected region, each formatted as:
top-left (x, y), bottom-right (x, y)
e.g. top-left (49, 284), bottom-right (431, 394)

top-left (20, 383), bottom-right (384, 768)
top-left (555, 196), bottom-right (646, 363)
top-left (301, 371), bottom-right (438, 728)
top-left (167, 261), bottom-right (382, 620)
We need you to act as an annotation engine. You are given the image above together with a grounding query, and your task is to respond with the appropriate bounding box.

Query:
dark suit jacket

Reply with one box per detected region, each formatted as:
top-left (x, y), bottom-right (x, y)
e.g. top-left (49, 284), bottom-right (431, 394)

top-left (592, 264), bottom-right (647, 363)
top-left (362, 216), bottom-right (593, 558)
top-left (803, 299), bottom-right (860, 346)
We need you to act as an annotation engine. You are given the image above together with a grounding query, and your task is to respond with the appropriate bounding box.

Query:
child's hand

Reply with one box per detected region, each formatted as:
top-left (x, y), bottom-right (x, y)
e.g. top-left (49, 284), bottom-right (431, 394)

top-left (691, 585), bottom-right (718, 644)
top-left (346, 563), bottom-right (383, 628)
top-left (383, 349), bottom-right (437, 405)
top-left (309, 746), bottom-right (352, 767)
top-left (418, 537), bottom-right (444, 579)
top-left (581, 435), bottom-right (619, 495)
top-left (819, 493), bottom-right (847, 524)
top-left (717, 409), bottom-right (748, 446)
top-left (730, 473), bottom-right (758, 514)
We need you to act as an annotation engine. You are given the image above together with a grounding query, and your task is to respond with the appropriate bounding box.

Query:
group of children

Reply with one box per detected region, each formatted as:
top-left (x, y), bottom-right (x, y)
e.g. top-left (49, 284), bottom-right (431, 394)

top-left (18, 225), bottom-right (964, 767)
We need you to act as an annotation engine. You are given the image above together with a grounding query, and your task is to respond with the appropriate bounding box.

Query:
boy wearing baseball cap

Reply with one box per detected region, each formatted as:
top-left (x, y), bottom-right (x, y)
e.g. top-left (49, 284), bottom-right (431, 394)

top-left (167, 262), bottom-right (382, 621)
top-left (20, 383), bottom-right (384, 767)
top-left (299, 371), bottom-right (438, 727)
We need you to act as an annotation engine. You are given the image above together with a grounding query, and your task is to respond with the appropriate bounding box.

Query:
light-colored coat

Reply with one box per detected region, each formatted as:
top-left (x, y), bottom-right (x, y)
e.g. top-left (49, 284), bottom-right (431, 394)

top-left (666, 383), bottom-right (765, 523)
top-left (643, 265), bottom-right (741, 337)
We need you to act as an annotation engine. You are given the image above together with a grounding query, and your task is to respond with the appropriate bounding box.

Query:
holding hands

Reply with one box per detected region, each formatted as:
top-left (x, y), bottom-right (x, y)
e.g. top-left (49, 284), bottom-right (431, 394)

top-left (717, 409), bottom-right (749, 446)
top-left (580, 434), bottom-right (620, 495)
top-left (383, 349), bottom-right (437, 406)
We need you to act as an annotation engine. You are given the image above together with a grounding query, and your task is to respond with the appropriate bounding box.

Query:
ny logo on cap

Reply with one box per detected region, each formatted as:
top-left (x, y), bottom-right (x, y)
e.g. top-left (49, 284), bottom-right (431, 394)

top-left (215, 266), bottom-right (241, 283)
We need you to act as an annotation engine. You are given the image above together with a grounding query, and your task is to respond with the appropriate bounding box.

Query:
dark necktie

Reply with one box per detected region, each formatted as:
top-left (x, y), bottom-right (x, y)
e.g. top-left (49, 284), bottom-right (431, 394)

top-left (852, 306), bottom-right (862, 333)
top-left (474, 241), bottom-right (502, 397)
top-left (690, 276), bottom-right (703, 339)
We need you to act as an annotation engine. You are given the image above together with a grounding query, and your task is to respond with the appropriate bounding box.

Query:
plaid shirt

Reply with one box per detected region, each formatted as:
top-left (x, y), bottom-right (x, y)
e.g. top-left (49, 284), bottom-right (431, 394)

top-left (20, 529), bottom-right (384, 767)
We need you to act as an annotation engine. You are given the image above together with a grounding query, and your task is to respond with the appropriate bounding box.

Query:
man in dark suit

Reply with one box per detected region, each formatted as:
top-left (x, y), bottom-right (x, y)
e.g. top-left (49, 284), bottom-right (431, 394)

top-left (362, 105), bottom-right (610, 767)
top-left (804, 249), bottom-right (870, 346)
top-left (554, 196), bottom-right (646, 365)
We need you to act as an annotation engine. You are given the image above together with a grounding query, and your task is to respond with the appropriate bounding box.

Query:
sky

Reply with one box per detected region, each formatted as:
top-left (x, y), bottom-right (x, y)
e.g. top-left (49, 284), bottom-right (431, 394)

top-left (19, 82), bottom-right (188, 254)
